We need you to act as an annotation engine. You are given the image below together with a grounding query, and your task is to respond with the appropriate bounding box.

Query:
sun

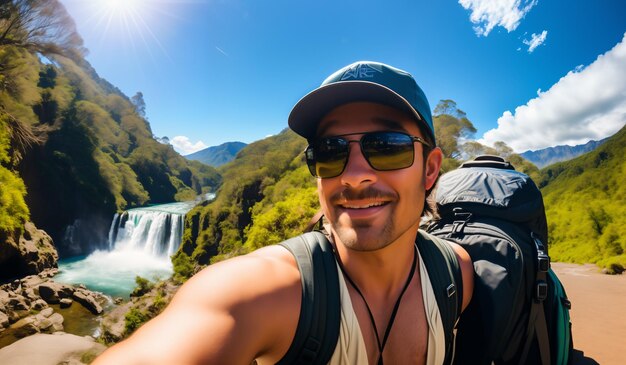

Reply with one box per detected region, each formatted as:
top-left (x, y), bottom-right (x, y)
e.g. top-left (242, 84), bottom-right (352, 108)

top-left (96, 0), bottom-right (146, 19)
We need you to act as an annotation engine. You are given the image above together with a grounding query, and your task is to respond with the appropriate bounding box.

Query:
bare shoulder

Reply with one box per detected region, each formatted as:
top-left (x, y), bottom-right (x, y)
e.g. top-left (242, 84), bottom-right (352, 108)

top-left (446, 241), bottom-right (474, 311)
top-left (94, 245), bottom-right (302, 365)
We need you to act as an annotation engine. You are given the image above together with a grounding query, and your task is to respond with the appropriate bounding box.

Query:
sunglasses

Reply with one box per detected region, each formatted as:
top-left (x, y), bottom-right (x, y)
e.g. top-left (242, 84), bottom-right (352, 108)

top-left (305, 131), bottom-right (432, 179)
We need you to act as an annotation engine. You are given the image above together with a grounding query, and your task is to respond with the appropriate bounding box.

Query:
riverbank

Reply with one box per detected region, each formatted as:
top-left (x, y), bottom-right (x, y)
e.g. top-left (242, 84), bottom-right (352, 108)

top-left (552, 262), bottom-right (626, 365)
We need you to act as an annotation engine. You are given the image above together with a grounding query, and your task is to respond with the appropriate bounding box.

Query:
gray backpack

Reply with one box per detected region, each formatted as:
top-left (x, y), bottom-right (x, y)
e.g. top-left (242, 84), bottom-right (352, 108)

top-left (427, 155), bottom-right (573, 365)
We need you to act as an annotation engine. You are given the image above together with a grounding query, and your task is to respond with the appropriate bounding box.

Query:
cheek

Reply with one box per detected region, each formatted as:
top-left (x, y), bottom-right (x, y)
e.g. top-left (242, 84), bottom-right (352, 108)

top-left (317, 179), bottom-right (332, 217)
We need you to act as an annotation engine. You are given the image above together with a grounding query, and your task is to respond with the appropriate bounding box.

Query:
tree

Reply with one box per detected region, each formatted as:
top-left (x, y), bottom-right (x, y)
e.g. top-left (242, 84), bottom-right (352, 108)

top-left (433, 99), bottom-right (477, 160)
top-left (131, 91), bottom-right (146, 118)
top-left (0, 0), bottom-right (85, 59)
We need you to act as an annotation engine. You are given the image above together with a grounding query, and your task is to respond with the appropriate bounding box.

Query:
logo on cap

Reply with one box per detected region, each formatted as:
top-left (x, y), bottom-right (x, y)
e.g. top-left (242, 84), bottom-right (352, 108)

top-left (340, 63), bottom-right (384, 81)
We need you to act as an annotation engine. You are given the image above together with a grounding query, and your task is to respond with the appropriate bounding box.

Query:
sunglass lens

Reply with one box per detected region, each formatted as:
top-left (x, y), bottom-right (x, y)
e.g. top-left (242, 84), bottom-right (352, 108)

top-left (308, 138), bottom-right (349, 178)
top-left (362, 132), bottom-right (414, 170)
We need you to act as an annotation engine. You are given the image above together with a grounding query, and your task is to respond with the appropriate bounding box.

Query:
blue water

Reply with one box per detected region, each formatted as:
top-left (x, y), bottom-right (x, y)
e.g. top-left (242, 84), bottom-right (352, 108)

top-left (55, 201), bottom-right (203, 298)
top-left (56, 250), bottom-right (173, 298)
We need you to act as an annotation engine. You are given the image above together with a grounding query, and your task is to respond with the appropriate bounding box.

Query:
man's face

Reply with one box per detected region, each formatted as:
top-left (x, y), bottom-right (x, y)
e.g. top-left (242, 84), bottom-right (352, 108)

top-left (315, 102), bottom-right (442, 252)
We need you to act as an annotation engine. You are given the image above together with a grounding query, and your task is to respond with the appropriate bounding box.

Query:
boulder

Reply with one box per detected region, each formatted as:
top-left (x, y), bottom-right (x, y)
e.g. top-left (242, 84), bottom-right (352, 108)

top-left (38, 282), bottom-right (74, 304)
top-left (0, 222), bottom-right (58, 281)
top-left (12, 316), bottom-right (40, 338)
top-left (7, 295), bottom-right (29, 311)
top-left (36, 312), bottom-right (64, 332)
top-left (48, 313), bottom-right (64, 332)
top-left (39, 307), bottom-right (54, 318)
top-left (31, 298), bottom-right (48, 311)
top-left (0, 332), bottom-right (107, 365)
top-left (100, 301), bottom-right (132, 344)
top-left (21, 275), bottom-right (45, 289)
top-left (72, 290), bottom-right (103, 314)
top-left (60, 298), bottom-right (73, 308)
top-left (21, 287), bottom-right (38, 301)
top-left (0, 310), bottom-right (9, 329)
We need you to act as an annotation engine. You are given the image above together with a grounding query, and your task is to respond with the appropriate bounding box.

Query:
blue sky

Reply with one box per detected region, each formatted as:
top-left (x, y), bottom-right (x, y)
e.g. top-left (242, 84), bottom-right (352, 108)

top-left (59, 0), bottom-right (626, 154)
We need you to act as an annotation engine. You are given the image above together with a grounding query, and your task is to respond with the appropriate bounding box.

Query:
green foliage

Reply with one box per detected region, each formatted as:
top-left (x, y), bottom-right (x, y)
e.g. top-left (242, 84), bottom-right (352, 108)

top-left (433, 100), bottom-right (477, 160)
top-left (245, 165), bottom-right (319, 250)
top-left (0, 116), bottom-right (29, 233)
top-left (124, 307), bottom-right (149, 334)
top-left (541, 125), bottom-right (626, 271)
top-left (130, 276), bottom-right (155, 297)
top-left (175, 130), bottom-right (310, 278)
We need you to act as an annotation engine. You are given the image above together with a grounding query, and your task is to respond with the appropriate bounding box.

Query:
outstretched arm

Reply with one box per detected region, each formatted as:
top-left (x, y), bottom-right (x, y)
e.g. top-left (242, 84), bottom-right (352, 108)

top-left (93, 246), bottom-right (302, 365)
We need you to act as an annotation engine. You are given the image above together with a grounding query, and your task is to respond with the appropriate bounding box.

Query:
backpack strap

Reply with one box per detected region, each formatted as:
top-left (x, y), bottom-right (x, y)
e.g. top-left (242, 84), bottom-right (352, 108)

top-left (417, 230), bottom-right (463, 365)
top-left (277, 231), bottom-right (340, 365)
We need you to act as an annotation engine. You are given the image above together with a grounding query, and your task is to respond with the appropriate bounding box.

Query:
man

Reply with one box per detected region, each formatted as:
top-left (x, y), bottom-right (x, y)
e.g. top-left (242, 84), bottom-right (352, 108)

top-left (94, 61), bottom-right (474, 365)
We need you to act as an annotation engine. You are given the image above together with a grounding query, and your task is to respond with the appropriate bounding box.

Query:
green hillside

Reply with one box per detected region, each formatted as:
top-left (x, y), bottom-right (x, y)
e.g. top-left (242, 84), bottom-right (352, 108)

top-left (539, 124), bottom-right (626, 273)
top-left (173, 129), bottom-right (318, 281)
top-left (0, 1), bottom-right (221, 255)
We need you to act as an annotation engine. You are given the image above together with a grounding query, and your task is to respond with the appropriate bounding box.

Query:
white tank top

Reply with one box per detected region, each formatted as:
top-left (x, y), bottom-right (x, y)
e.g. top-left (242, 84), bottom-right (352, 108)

top-left (327, 249), bottom-right (446, 364)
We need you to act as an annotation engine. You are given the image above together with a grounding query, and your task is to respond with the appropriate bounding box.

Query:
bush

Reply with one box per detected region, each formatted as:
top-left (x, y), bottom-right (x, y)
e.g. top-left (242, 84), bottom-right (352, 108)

top-left (130, 276), bottom-right (154, 297)
top-left (124, 308), bottom-right (150, 334)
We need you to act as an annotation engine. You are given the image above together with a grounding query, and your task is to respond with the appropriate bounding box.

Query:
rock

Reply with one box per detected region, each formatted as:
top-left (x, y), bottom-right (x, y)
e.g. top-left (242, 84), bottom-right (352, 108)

top-left (12, 316), bottom-right (40, 338)
top-left (0, 310), bottom-right (9, 329)
top-left (114, 297), bottom-right (124, 305)
top-left (21, 287), bottom-right (38, 301)
top-left (48, 313), bottom-right (64, 332)
top-left (0, 332), bottom-right (107, 365)
top-left (0, 222), bottom-right (58, 281)
top-left (30, 299), bottom-right (48, 311)
top-left (39, 307), bottom-right (54, 318)
top-left (38, 268), bottom-right (58, 278)
top-left (100, 301), bottom-right (132, 344)
top-left (38, 282), bottom-right (74, 304)
top-left (21, 275), bottom-right (45, 289)
top-left (8, 308), bottom-right (29, 323)
top-left (60, 298), bottom-right (73, 308)
top-left (7, 295), bottom-right (29, 311)
top-left (36, 312), bottom-right (64, 332)
top-left (72, 290), bottom-right (103, 314)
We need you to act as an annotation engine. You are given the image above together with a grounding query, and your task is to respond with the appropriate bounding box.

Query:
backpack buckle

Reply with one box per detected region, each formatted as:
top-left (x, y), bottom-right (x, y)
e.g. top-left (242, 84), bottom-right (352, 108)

top-left (536, 281), bottom-right (548, 301)
top-left (452, 207), bottom-right (472, 221)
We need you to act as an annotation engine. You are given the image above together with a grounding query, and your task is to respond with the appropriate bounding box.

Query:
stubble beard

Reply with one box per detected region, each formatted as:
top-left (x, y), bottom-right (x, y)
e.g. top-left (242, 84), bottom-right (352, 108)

top-left (331, 213), bottom-right (405, 252)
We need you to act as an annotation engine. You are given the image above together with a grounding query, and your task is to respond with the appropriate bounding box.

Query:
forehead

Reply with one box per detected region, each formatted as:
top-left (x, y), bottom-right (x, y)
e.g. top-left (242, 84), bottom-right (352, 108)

top-left (315, 102), bottom-right (422, 138)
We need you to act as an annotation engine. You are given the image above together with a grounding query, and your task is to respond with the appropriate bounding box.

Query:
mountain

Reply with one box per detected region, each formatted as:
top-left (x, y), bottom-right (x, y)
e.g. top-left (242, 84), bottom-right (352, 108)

top-left (185, 141), bottom-right (247, 167)
top-left (173, 129), bottom-right (317, 281)
top-left (538, 125), bottom-right (626, 273)
top-left (0, 1), bottom-right (222, 259)
top-left (521, 138), bottom-right (608, 168)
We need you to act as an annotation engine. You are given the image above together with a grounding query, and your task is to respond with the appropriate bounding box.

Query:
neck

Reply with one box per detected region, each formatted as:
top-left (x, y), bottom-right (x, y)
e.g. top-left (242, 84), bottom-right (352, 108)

top-left (332, 224), bottom-right (419, 298)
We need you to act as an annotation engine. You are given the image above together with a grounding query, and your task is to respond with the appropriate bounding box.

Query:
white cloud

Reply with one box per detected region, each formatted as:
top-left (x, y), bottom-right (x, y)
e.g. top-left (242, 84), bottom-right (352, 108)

top-left (459, 0), bottom-right (538, 36)
top-left (523, 30), bottom-right (548, 52)
top-left (479, 33), bottom-right (626, 152)
top-left (171, 136), bottom-right (208, 155)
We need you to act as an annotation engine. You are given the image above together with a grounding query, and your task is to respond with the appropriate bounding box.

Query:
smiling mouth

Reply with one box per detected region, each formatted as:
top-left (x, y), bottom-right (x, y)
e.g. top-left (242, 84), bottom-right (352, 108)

top-left (339, 201), bottom-right (389, 209)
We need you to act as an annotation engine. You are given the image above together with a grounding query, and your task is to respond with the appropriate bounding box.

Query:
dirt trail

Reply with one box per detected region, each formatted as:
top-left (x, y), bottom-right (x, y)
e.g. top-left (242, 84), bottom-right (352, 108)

top-left (552, 262), bottom-right (626, 365)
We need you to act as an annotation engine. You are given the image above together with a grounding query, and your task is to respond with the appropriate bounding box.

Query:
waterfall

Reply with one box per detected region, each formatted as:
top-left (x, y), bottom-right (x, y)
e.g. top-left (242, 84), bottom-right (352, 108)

top-left (55, 201), bottom-right (199, 298)
top-left (108, 202), bottom-right (195, 258)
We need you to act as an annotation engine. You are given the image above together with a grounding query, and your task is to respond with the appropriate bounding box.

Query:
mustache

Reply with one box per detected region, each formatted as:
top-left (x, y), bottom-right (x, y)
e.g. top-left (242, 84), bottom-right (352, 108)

top-left (330, 187), bottom-right (397, 204)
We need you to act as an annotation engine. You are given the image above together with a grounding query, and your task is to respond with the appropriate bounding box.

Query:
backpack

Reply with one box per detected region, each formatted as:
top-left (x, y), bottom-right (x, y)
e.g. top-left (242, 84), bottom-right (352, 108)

top-left (426, 155), bottom-right (573, 365)
top-left (276, 230), bottom-right (463, 365)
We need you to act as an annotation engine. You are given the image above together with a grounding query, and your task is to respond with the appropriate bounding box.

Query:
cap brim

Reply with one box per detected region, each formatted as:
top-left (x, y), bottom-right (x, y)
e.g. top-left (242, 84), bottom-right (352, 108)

top-left (288, 81), bottom-right (426, 140)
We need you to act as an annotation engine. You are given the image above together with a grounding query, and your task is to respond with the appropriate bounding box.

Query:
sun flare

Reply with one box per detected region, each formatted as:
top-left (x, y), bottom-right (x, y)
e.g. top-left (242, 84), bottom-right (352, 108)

top-left (99, 0), bottom-right (145, 13)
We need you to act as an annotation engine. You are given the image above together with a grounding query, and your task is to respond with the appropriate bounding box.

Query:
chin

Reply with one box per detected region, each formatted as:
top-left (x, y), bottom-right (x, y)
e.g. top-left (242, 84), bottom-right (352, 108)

top-left (332, 223), bottom-right (395, 252)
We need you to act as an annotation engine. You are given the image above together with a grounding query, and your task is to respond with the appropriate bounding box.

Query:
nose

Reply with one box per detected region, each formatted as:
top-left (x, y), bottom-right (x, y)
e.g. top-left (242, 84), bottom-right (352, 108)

top-left (340, 142), bottom-right (378, 188)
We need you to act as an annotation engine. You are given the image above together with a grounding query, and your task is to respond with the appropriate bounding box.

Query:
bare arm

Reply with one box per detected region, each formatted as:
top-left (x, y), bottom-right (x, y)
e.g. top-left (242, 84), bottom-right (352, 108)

top-left (93, 246), bottom-right (302, 365)
top-left (448, 242), bottom-right (474, 311)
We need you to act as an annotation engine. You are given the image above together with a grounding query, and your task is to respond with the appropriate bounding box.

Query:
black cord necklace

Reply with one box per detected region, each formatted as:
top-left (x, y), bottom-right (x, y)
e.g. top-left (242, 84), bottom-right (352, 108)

top-left (337, 245), bottom-right (418, 365)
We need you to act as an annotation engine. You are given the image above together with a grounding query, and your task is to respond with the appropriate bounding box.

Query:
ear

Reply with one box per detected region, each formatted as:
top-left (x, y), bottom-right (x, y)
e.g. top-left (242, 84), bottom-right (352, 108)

top-left (424, 147), bottom-right (443, 191)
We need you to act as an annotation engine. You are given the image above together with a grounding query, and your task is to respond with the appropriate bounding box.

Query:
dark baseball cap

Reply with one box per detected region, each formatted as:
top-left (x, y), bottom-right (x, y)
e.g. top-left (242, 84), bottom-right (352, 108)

top-left (288, 61), bottom-right (435, 144)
